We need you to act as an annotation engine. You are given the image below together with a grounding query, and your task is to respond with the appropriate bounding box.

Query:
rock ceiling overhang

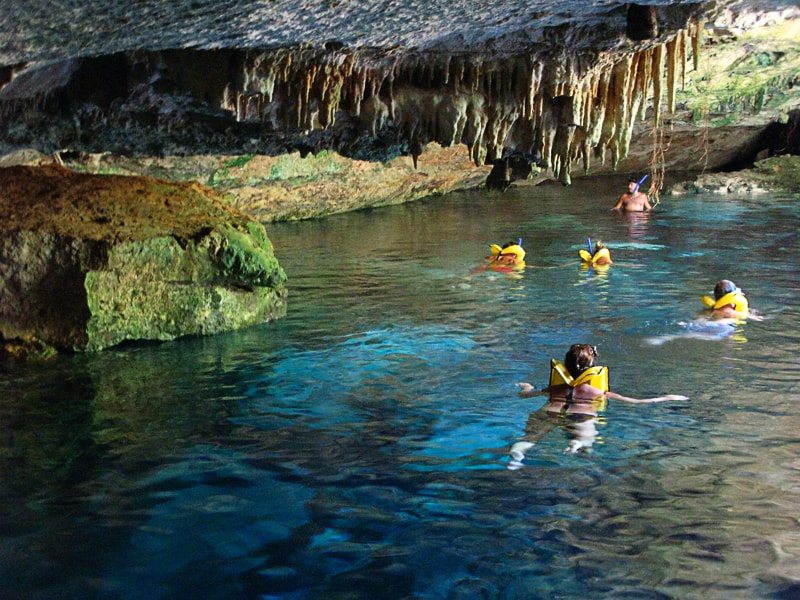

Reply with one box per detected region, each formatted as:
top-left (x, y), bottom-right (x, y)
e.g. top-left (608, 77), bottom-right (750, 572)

top-left (0, 1), bottom-right (707, 66)
top-left (4, 1), bottom-right (795, 183)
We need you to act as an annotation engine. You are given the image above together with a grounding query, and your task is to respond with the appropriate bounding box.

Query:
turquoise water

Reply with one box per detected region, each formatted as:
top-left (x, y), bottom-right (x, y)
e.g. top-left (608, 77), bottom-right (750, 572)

top-left (2, 178), bottom-right (799, 599)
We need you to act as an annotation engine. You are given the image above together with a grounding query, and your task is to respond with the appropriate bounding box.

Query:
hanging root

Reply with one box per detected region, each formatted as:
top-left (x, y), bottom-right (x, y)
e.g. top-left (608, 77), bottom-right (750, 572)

top-left (698, 120), bottom-right (710, 175)
top-left (648, 116), bottom-right (671, 207)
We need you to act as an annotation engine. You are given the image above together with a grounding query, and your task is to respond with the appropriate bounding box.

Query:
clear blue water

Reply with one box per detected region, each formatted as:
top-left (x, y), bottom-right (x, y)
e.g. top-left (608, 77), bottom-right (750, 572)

top-left (2, 178), bottom-right (799, 599)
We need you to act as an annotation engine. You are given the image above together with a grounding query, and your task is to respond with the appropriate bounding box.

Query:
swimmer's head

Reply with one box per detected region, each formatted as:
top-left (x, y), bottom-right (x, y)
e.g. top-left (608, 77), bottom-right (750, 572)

top-left (713, 279), bottom-right (738, 300)
top-left (565, 344), bottom-right (598, 378)
top-left (496, 239), bottom-right (525, 262)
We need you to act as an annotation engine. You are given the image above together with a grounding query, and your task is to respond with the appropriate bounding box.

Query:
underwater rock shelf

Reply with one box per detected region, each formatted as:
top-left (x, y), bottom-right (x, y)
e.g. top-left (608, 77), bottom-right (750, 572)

top-left (0, 165), bottom-right (287, 357)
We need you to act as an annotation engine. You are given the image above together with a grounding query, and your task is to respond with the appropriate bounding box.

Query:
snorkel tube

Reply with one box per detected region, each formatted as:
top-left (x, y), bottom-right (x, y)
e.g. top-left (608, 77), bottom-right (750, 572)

top-left (634, 174), bottom-right (648, 193)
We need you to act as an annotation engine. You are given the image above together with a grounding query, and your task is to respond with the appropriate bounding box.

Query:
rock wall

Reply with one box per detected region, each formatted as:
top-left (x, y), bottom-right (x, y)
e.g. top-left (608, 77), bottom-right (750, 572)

top-left (0, 8), bottom-right (708, 184)
top-left (668, 154), bottom-right (800, 195)
top-left (0, 1), bottom-right (797, 223)
top-left (0, 166), bottom-right (287, 355)
top-left (56, 143), bottom-right (492, 222)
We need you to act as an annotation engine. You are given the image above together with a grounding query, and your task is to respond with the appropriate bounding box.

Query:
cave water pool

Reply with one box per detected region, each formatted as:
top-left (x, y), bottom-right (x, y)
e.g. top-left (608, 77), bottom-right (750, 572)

top-left (2, 177), bottom-right (799, 599)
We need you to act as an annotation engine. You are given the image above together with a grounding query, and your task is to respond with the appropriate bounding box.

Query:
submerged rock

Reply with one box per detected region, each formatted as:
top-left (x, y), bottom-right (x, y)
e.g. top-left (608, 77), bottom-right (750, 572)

top-left (0, 165), bottom-right (286, 355)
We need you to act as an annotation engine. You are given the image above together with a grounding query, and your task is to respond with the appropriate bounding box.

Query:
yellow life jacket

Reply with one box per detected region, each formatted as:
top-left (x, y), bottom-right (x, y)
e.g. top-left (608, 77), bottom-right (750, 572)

top-left (490, 243), bottom-right (526, 264)
top-left (549, 359), bottom-right (609, 392)
top-left (579, 247), bottom-right (612, 265)
top-left (700, 290), bottom-right (749, 314)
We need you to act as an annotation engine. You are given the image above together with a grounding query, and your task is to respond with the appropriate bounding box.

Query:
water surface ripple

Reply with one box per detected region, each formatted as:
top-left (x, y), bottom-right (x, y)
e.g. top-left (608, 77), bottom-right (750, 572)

top-left (1, 178), bottom-right (799, 599)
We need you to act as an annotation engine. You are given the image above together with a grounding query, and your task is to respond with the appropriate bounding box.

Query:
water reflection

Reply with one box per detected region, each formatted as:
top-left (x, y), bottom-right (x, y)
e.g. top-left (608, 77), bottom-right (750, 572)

top-left (0, 182), bottom-right (799, 598)
top-left (616, 209), bottom-right (652, 240)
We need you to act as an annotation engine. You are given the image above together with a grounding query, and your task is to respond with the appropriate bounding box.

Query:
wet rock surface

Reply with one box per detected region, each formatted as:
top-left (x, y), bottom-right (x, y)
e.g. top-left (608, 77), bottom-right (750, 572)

top-left (0, 166), bottom-right (287, 355)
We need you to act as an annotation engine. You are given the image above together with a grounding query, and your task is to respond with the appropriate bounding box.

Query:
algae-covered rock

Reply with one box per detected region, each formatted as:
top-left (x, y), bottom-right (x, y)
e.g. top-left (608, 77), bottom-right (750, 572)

top-left (751, 155), bottom-right (800, 192)
top-left (0, 165), bottom-right (286, 354)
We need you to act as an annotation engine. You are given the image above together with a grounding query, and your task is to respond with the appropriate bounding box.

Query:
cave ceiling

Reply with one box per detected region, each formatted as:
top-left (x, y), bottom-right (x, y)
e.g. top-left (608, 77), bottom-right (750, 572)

top-left (0, 0), bottom-right (796, 182)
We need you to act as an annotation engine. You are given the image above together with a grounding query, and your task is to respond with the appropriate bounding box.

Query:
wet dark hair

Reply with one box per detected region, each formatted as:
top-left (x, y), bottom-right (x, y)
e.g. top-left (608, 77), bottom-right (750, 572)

top-left (628, 175), bottom-right (638, 183)
top-left (713, 279), bottom-right (738, 300)
top-left (564, 344), bottom-right (598, 378)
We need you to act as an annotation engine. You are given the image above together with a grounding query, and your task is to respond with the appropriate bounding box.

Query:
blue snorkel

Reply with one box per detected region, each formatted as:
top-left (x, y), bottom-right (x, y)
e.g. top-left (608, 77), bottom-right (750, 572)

top-left (634, 174), bottom-right (649, 193)
top-left (587, 237), bottom-right (594, 255)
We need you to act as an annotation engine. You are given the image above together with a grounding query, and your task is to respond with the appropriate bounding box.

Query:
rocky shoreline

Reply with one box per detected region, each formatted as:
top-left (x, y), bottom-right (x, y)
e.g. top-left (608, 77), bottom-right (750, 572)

top-left (0, 165), bottom-right (287, 359)
top-left (668, 155), bottom-right (800, 195)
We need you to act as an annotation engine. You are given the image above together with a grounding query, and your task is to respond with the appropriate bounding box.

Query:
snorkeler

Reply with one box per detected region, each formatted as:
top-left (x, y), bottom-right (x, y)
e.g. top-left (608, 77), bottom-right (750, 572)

top-left (613, 175), bottom-right (652, 212)
top-left (471, 239), bottom-right (526, 275)
top-left (701, 279), bottom-right (751, 320)
top-left (488, 239), bottom-right (526, 267)
top-left (579, 238), bottom-right (612, 266)
top-left (516, 344), bottom-right (687, 415)
top-left (509, 344), bottom-right (687, 463)
top-left (647, 279), bottom-right (761, 346)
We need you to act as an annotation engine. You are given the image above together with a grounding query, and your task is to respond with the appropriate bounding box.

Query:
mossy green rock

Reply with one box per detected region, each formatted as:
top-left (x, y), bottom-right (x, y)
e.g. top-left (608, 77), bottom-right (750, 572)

top-left (84, 225), bottom-right (286, 351)
top-left (0, 166), bottom-right (287, 355)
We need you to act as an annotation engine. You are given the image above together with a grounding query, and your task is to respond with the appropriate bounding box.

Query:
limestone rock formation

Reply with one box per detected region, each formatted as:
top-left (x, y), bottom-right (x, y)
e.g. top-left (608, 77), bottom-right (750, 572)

top-left (54, 142), bottom-right (492, 222)
top-left (0, 166), bottom-right (287, 355)
top-left (0, 0), bottom-right (797, 213)
top-left (0, 1), bottom-right (712, 186)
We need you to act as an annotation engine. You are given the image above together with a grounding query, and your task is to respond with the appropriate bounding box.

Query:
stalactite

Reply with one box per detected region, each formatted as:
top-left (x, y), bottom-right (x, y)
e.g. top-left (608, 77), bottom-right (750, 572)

top-left (639, 48), bottom-right (652, 121)
top-left (148, 18), bottom-right (704, 181)
top-left (540, 102), bottom-right (557, 171)
top-left (652, 44), bottom-right (664, 126)
top-left (611, 56), bottom-right (633, 170)
top-left (692, 20), bottom-right (703, 71)
top-left (622, 53), bottom-right (647, 160)
top-left (666, 36), bottom-right (678, 114)
top-left (678, 29), bottom-right (687, 91)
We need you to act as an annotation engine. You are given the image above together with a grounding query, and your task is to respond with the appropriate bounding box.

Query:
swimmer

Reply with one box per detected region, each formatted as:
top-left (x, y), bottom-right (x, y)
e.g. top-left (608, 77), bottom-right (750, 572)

top-left (613, 175), bottom-right (652, 212)
top-left (509, 344), bottom-right (687, 463)
top-left (579, 238), bottom-right (612, 266)
top-left (647, 279), bottom-right (760, 346)
top-left (516, 344), bottom-right (687, 415)
top-left (472, 239), bottom-right (526, 274)
top-left (701, 279), bottom-right (756, 320)
top-left (488, 239), bottom-right (525, 266)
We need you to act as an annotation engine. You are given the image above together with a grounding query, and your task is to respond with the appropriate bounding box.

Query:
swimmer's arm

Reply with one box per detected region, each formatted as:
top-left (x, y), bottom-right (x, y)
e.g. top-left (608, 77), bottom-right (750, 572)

top-left (643, 196), bottom-right (653, 211)
top-left (607, 391), bottom-right (689, 403)
top-left (517, 382), bottom-right (549, 398)
top-left (611, 195), bottom-right (624, 210)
